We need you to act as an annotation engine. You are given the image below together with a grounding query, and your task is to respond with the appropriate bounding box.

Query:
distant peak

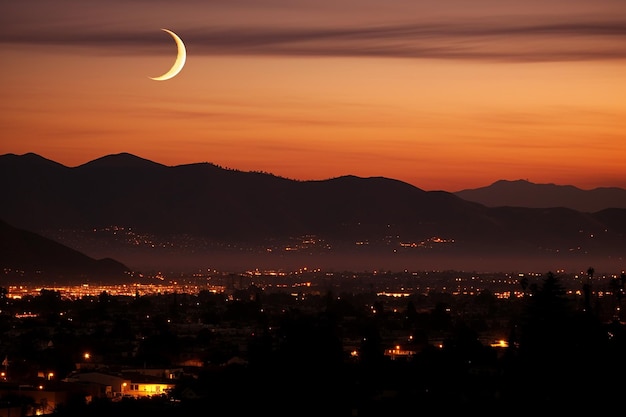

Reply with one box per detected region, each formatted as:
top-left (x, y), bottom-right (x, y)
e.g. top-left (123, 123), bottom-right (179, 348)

top-left (78, 153), bottom-right (165, 169)
top-left (3, 152), bottom-right (48, 160)
top-left (0, 152), bottom-right (67, 168)
top-left (493, 179), bottom-right (532, 185)
top-left (491, 179), bottom-right (583, 190)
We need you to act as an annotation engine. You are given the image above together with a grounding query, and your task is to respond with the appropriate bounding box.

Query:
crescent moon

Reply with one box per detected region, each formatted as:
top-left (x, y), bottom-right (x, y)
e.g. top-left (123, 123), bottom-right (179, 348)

top-left (149, 28), bottom-right (186, 81)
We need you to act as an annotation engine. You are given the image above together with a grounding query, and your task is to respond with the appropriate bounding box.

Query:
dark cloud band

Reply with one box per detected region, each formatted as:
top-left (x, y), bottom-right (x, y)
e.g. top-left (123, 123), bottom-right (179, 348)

top-left (3, 20), bottom-right (626, 62)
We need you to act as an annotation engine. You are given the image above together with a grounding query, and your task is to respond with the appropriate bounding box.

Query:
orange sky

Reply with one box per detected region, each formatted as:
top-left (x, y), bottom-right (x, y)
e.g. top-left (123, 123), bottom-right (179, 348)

top-left (1, 0), bottom-right (626, 191)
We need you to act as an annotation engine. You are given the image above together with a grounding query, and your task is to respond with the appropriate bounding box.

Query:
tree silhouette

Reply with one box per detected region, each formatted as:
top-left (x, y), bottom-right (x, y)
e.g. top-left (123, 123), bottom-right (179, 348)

top-left (519, 276), bottom-right (529, 295)
top-left (583, 266), bottom-right (594, 313)
top-left (519, 271), bottom-right (570, 354)
top-left (403, 300), bottom-right (418, 328)
top-left (358, 319), bottom-right (384, 368)
top-left (510, 270), bottom-right (613, 409)
top-left (609, 274), bottom-right (626, 321)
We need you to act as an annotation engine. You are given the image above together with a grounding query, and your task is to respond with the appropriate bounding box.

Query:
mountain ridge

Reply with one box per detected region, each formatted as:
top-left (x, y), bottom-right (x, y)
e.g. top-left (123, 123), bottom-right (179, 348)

top-left (1, 152), bottom-right (624, 273)
top-left (455, 179), bottom-right (626, 212)
top-left (5, 153), bottom-right (625, 201)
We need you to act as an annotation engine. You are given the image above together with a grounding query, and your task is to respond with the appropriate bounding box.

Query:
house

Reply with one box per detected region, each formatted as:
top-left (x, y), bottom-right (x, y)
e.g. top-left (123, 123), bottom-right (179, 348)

top-left (118, 372), bottom-right (176, 398)
top-left (63, 371), bottom-right (128, 399)
top-left (64, 368), bottom-right (179, 399)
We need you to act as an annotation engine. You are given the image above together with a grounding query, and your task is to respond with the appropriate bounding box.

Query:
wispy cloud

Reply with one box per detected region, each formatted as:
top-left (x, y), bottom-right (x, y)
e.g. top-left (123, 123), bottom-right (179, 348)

top-left (3, 19), bottom-right (626, 62)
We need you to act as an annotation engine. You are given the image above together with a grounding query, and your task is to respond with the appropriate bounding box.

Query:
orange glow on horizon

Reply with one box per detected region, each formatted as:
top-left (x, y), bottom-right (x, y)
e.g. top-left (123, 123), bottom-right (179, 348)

top-left (2, 11), bottom-right (625, 192)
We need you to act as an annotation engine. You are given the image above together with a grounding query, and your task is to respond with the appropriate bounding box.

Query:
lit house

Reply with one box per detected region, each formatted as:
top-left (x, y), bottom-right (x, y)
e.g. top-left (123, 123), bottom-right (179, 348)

top-left (119, 371), bottom-right (176, 398)
top-left (122, 368), bottom-right (182, 397)
top-left (64, 370), bottom-right (177, 399)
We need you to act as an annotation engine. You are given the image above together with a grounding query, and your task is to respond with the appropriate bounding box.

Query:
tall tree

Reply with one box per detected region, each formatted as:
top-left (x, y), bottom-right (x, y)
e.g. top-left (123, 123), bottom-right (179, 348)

top-left (583, 267), bottom-right (594, 313)
top-left (609, 273), bottom-right (626, 321)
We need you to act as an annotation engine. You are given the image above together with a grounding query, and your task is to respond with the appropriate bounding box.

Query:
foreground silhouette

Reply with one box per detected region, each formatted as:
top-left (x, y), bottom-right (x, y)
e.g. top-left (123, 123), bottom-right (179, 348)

top-left (1, 270), bottom-right (624, 416)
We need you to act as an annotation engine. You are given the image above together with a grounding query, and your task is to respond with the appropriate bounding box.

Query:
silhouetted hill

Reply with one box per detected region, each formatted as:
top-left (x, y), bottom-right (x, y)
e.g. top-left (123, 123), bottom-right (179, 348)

top-left (0, 218), bottom-right (130, 284)
top-left (1, 153), bottom-right (624, 272)
top-left (0, 153), bottom-right (493, 239)
top-left (0, 152), bottom-right (67, 171)
top-left (77, 152), bottom-right (166, 170)
top-left (455, 179), bottom-right (626, 212)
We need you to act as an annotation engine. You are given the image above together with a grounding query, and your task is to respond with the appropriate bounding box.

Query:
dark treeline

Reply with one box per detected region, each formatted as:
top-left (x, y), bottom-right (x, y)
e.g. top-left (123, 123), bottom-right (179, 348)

top-left (1, 269), bottom-right (625, 416)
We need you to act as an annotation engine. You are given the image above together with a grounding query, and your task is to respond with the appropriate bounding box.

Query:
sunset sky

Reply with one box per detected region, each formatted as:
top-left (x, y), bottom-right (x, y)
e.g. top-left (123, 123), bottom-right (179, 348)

top-left (2, 0), bottom-right (625, 191)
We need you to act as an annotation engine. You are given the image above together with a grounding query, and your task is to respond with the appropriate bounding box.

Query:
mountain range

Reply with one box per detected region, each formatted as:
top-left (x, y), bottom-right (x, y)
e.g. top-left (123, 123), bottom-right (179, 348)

top-left (455, 179), bottom-right (626, 212)
top-left (1, 152), bottom-right (624, 275)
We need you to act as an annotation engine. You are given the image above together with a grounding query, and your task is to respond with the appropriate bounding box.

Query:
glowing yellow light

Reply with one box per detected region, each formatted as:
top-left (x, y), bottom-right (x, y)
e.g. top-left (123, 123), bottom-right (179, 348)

top-left (490, 340), bottom-right (509, 348)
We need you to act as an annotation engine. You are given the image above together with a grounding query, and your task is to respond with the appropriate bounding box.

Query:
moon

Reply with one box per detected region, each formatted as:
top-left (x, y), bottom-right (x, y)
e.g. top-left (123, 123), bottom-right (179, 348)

top-left (149, 29), bottom-right (186, 81)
